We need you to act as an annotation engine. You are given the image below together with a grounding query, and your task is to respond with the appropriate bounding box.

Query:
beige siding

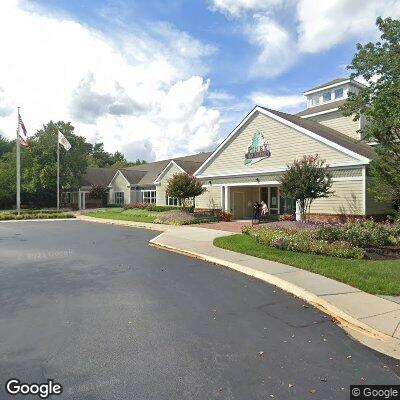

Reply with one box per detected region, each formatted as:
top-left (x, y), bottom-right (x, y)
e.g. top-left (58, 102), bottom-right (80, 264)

top-left (309, 111), bottom-right (360, 141)
top-left (195, 186), bottom-right (222, 209)
top-left (109, 172), bottom-right (130, 205)
top-left (200, 112), bottom-right (357, 177)
top-left (366, 179), bottom-right (394, 215)
top-left (310, 180), bottom-right (364, 215)
top-left (156, 163), bottom-right (184, 205)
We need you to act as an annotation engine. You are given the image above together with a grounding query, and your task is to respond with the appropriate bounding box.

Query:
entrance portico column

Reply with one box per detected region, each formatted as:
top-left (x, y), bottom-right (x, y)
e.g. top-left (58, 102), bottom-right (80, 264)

top-left (224, 186), bottom-right (230, 212)
top-left (295, 200), bottom-right (301, 221)
top-left (78, 189), bottom-right (81, 209)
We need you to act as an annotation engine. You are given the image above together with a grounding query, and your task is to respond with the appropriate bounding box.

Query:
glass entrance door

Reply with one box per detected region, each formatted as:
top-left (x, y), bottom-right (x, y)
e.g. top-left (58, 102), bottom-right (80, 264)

top-left (259, 186), bottom-right (279, 215)
top-left (269, 187), bottom-right (279, 215)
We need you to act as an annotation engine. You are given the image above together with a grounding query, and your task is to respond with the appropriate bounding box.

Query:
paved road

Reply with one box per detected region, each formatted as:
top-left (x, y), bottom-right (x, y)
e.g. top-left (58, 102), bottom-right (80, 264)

top-left (0, 221), bottom-right (398, 399)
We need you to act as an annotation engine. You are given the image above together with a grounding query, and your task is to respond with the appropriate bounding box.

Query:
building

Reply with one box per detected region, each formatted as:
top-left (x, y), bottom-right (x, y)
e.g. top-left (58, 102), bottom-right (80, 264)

top-left (65, 78), bottom-right (393, 220)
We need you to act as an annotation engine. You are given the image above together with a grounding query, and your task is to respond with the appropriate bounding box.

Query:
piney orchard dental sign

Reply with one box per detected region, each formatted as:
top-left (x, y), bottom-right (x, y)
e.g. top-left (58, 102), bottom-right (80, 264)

top-left (244, 131), bottom-right (271, 165)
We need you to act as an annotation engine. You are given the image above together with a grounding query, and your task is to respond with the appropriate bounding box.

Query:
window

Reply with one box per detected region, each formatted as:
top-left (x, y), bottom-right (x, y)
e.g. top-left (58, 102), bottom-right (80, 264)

top-left (167, 196), bottom-right (180, 206)
top-left (322, 91), bottom-right (331, 102)
top-left (334, 88), bottom-right (343, 99)
top-left (311, 97), bottom-right (320, 106)
top-left (142, 190), bottom-right (156, 204)
top-left (115, 192), bottom-right (124, 205)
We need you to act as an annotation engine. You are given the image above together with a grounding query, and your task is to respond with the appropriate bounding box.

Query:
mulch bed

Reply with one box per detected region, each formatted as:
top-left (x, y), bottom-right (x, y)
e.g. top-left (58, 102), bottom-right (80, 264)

top-left (364, 246), bottom-right (400, 260)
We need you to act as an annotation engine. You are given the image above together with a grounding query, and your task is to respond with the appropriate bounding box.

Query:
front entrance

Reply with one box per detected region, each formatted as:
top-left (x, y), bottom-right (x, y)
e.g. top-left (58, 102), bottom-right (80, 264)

top-left (232, 192), bottom-right (245, 219)
top-left (226, 185), bottom-right (296, 220)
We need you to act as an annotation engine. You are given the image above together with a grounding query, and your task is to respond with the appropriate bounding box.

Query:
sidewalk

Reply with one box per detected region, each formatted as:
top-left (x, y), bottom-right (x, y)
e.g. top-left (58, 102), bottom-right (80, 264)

top-left (149, 226), bottom-right (400, 359)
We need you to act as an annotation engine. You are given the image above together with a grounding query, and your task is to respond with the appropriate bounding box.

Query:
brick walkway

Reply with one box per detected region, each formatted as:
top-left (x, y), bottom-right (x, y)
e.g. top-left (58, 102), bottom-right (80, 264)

top-left (197, 220), bottom-right (253, 233)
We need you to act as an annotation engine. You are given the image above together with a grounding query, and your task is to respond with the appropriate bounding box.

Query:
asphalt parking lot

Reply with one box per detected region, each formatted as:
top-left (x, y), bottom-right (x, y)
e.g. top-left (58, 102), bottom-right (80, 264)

top-left (0, 220), bottom-right (398, 399)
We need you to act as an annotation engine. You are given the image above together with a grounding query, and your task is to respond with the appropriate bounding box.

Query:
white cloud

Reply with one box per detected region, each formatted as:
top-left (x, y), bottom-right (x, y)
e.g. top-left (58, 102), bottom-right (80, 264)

top-left (250, 92), bottom-right (305, 112)
top-left (245, 15), bottom-right (297, 77)
top-left (297, 0), bottom-right (400, 53)
top-left (0, 0), bottom-right (221, 160)
top-left (210, 0), bottom-right (282, 17)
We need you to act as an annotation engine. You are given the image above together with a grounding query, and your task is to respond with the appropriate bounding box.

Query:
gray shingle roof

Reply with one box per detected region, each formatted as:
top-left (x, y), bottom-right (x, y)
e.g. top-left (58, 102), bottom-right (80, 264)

top-left (295, 99), bottom-right (347, 117)
top-left (124, 152), bottom-right (212, 186)
top-left (259, 106), bottom-right (375, 159)
top-left (81, 167), bottom-right (117, 188)
top-left (304, 78), bottom-right (349, 93)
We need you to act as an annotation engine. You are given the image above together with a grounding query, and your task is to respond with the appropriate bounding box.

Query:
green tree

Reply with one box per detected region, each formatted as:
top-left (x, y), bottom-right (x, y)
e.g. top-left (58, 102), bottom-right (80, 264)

top-left (24, 121), bottom-right (87, 206)
top-left (341, 17), bottom-right (400, 206)
top-left (280, 155), bottom-right (333, 222)
top-left (0, 135), bottom-right (13, 157)
top-left (166, 173), bottom-right (205, 209)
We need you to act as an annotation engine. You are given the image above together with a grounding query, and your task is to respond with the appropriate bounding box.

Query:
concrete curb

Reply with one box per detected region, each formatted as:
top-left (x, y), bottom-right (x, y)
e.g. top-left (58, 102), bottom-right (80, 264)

top-left (76, 215), bottom-right (172, 232)
top-left (149, 233), bottom-right (400, 359)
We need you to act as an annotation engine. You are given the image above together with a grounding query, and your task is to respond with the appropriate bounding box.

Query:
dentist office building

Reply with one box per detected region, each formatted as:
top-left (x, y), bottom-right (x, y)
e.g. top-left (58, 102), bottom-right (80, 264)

top-left (67, 78), bottom-right (393, 221)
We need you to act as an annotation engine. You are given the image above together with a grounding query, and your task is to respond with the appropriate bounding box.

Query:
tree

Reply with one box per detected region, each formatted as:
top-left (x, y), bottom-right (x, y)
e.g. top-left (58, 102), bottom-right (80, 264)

top-left (0, 135), bottom-right (13, 157)
top-left (341, 17), bottom-right (400, 206)
top-left (165, 173), bottom-right (206, 209)
top-left (89, 185), bottom-right (108, 206)
top-left (280, 155), bottom-right (333, 222)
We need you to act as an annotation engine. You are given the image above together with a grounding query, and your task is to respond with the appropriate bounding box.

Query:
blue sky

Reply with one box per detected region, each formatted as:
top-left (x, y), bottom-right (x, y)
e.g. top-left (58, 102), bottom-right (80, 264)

top-left (0, 0), bottom-right (398, 160)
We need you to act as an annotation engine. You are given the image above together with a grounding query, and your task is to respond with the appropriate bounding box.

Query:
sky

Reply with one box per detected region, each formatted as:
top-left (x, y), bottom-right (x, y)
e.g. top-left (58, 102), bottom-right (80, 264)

top-left (0, 0), bottom-right (399, 161)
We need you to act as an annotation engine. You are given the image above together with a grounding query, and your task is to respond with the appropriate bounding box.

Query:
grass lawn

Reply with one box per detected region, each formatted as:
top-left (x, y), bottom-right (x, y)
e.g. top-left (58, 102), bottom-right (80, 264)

top-left (82, 208), bottom-right (158, 223)
top-left (214, 234), bottom-right (400, 295)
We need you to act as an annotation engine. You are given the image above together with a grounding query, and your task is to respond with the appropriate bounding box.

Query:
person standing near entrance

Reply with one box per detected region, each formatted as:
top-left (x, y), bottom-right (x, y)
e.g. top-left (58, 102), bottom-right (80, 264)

top-left (252, 201), bottom-right (261, 223)
top-left (260, 201), bottom-right (269, 219)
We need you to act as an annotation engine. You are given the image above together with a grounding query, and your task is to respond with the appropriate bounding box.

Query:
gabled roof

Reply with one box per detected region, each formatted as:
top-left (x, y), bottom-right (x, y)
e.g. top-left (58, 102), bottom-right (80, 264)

top-left (194, 106), bottom-right (374, 177)
top-left (262, 107), bottom-right (375, 159)
top-left (126, 152), bottom-right (213, 186)
top-left (119, 169), bottom-right (147, 185)
top-left (303, 78), bottom-right (366, 95)
top-left (81, 167), bottom-right (117, 188)
top-left (305, 78), bottom-right (348, 93)
top-left (296, 99), bottom-right (346, 117)
top-left (153, 156), bottom-right (211, 184)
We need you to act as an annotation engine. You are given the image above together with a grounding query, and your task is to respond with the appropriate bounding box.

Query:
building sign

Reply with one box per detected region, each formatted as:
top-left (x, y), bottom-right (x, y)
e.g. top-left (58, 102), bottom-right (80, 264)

top-left (244, 131), bottom-right (271, 165)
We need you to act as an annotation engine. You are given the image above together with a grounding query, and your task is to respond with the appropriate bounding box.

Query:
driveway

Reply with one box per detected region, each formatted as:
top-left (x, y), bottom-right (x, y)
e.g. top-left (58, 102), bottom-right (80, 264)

top-left (0, 220), bottom-right (398, 399)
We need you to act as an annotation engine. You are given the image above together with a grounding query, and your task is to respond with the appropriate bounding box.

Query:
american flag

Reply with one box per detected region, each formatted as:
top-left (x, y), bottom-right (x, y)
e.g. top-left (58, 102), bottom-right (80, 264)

top-left (18, 113), bottom-right (29, 147)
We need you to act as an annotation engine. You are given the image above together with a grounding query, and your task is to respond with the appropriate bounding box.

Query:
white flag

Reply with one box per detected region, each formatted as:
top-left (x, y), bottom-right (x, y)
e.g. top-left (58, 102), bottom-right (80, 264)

top-left (58, 131), bottom-right (71, 151)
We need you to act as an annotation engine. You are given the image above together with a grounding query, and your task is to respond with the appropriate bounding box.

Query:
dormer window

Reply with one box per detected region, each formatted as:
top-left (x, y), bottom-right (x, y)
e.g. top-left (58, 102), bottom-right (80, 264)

top-left (322, 91), bottom-right (331, 102)
top-left (311, 97), bottom-right (320, 106)
top-left (334, 88), bottom-right (343, 99)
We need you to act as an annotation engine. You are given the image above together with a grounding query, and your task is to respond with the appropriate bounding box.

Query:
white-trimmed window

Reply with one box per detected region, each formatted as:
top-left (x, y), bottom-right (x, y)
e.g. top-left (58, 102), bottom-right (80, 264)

top-left (115, 192), bottom-right (125, 205)
top-left (322, 91), bottom-right (331, 102)
top-left (334, 88), bottom-right (344, 99)
top-left (311, 97), bottom-right (319, 106)
top-left (142, 190), bottom-right (156, 204)
top-left (167, 196), bottom-right (180, 206)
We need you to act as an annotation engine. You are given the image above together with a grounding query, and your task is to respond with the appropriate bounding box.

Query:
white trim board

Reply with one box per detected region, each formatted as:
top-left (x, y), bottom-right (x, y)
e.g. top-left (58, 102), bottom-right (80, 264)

top-left (193, 106), bottom-right (371, 177)
top-left (197, 161), bottom-right (366, 180)
top-left (300, 108), bottom-right (339, 118)
top-left (153, 160), bottom-right (185, 184)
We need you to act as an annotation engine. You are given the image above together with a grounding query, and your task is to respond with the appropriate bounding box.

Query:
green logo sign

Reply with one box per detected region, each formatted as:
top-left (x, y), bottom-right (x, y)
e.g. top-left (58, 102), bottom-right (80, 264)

top-left (244, 131), bottom-right (271, 165)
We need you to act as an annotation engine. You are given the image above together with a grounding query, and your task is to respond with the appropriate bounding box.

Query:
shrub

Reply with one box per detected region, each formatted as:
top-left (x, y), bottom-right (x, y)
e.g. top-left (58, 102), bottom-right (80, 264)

top-left (0, 211), bottom-right (75, 221)
top-left (154, 210), bottom-right (216, 225)
top-left (243, 225), bottom-right (364, 259)
top-left (278, 213), bottom-right (295, 222)
top-left (315, 220), bottom-right (400, 247)
top-left (215, 210), bottom-right (232, 222)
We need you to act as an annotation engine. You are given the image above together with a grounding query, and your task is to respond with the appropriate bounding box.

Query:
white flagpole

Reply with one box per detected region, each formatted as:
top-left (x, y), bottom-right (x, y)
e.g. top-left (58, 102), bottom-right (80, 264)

top-left (57, 129), bottom-right (60, 211)
top-left (16, 107), bottom-right (21, 214)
